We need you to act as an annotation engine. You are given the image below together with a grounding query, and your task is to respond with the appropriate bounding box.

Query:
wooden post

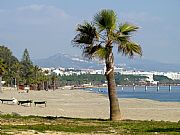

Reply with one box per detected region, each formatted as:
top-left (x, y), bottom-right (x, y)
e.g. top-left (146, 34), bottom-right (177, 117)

top-left (133, 84), bottom-right (135, 92)
top-left (169, 85), bottom-right (171, 92)
top-left (157, 83), bottom-right (159, 92)
top-left (145, 85), bottom-right (147, 92)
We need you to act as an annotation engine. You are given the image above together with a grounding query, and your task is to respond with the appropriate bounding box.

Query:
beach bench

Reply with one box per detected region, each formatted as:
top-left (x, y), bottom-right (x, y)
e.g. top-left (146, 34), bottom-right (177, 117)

top-left (0, 99), bottom-right (13, 104)
top-left (18, 100), bottom-right (33, 106)
top-left (34, 101), bottom-right (47, 107)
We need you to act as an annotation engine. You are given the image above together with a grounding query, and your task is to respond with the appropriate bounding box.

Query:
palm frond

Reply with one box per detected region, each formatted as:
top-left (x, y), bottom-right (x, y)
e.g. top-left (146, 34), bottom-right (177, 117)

top-left (119, 23), bottom-right (139, 35)
top-left (72, 22), bottom-right (98, 47)
top-left (94, 9), bottom-right (117, 32)
top-left (118, 42), bottom-right (142, 57)
top-left (95, 47), bottom-right (108, 60)
top-left (83, 44), bottom-right (110, 60)
top-left (110, 32), bottom-right (129, 43)
top-left (83, 45), bottom-right (112, 60)
top-left (83, 45), bottom-right (102, 59)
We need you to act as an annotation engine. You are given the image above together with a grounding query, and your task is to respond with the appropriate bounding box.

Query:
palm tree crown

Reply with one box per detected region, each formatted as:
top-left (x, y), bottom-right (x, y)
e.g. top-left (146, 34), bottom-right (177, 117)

top-left (73, 9), bottom-right (142, 60)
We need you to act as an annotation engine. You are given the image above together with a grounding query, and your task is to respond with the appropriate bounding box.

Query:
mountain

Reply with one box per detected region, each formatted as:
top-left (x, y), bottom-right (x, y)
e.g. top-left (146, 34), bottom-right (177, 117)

top-left (33, 53), bottom-right (180, 72)
top-left (33, 53), bottom-right (103, 69)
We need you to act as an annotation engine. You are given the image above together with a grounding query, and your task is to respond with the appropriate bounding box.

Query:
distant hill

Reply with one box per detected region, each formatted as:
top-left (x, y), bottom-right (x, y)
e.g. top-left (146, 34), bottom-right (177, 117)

top-left (114, 57), bottom-right (180, 72)
top-left (33, 53), bottom-right (180, 72)
top-left (33, 53), bottom-right (103, 69)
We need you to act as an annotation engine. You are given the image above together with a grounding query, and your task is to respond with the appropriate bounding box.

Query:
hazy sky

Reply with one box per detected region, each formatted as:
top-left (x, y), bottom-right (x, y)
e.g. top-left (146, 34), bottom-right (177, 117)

top-left (0, 0), bottom-right (180, 64)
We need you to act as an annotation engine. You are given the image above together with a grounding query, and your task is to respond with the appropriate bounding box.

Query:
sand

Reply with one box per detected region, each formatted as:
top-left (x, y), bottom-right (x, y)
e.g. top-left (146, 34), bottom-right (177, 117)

top-left (0, 87), bottom-right (180, 122)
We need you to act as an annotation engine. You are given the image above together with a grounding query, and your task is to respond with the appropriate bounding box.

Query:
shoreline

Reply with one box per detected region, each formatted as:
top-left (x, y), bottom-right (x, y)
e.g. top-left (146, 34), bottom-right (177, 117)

top-left (84, 86), bottom-right (180, 102)
top-left (0, 87), bottom-right (180, 122)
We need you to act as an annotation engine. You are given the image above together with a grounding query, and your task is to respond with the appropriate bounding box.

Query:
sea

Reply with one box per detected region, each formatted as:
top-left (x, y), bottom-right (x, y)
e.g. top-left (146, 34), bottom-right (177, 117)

top-left (85, 86), bottom-right (180, 102)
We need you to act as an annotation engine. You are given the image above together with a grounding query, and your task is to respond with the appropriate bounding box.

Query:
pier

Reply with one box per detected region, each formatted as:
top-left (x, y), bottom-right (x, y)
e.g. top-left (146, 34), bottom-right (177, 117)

top-left (118, 84), bottom-right (179, 93)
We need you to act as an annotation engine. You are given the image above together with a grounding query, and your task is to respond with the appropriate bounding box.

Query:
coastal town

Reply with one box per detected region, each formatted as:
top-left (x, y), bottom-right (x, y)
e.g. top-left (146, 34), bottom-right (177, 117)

top-left (43, 66), bottom-right (180, 86)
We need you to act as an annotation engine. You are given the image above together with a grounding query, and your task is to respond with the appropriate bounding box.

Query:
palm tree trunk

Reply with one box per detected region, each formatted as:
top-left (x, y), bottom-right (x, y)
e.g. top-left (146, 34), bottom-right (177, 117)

top-left (0, 75), bottom-right (2, 93)
top-left (16, 78), bottom-right (19, 90)
top-left (42, 82), bottom-right (44, 90)
top-left (105, 49), bottom-right (121, 121)
top-left (53, 80), bottom-right (55, 90)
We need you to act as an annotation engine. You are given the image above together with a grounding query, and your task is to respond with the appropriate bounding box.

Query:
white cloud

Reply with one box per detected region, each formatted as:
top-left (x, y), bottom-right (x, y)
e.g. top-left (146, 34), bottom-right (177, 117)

top-left (0, 4), bottom-right (72, 26)
top-left (0, 4), bottom-right (78, 59)
top-left (17, 4), bottom-right (70, 19)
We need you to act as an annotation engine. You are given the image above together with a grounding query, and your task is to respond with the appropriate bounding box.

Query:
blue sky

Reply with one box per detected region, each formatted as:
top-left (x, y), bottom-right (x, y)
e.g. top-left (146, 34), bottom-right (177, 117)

top-left (0, 0), bottom-right (180, 64)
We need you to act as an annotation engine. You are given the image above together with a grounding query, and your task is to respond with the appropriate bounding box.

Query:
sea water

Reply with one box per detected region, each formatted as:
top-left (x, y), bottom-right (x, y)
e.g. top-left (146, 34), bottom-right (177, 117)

top-left (85, 86), bottom-right (180, 102)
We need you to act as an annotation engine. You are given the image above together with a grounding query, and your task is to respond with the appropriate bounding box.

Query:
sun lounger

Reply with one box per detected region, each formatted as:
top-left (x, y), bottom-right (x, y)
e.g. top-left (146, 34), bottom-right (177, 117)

top-left (0, 99), bottom-right (13, 104)
top-left (34, 101), bottom-right (47, 107)
top-left (18, 100), bottom-right (33, 106)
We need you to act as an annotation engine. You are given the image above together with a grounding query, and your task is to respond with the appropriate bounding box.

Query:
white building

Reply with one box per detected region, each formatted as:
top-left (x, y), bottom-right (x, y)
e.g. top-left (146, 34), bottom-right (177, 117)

top-left (119, 70), bottom-right (155, 83)
top-left (90, 70), bottom-right (104, 75)
top-left (52, 69), bottom-right (64, 75)
top-left (164, 72), bottom-right (180, 80)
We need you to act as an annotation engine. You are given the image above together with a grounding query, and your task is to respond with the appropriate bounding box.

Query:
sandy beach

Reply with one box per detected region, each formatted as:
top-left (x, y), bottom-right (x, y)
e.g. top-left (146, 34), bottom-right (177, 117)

top-left (0, 87), bottom-right (180, 122)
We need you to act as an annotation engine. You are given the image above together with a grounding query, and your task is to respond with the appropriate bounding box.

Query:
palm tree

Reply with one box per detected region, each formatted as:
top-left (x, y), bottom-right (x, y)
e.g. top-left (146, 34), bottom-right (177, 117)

top-left (0, 59), bottom-right (6, 92)
top-left (51, 74), bottom-right (58, 90)
top-left (12, 62), bottom-right (22, 90)
top-left (32, 65), bottom-right (41, 90)
top-left (43, 70), bottom-right (50, 90)
top-left (72, 9), bottom-right (142, 121)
